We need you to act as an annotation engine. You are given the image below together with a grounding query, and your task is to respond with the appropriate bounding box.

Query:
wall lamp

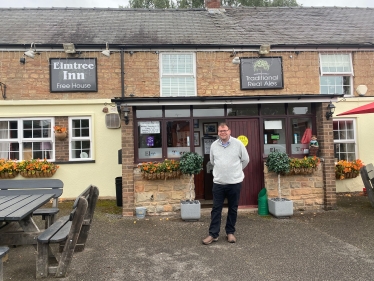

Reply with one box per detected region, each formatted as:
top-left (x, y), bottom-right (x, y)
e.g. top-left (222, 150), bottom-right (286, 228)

top-left (101, 42), bottom-right (110, 57)
top-left (258, 44), bottom-right (270, 55)
top-left (232, 57), bottom-right (240, 64)
top-left (325, 101), bottom-right (336, 120)
top-left (24, 42), bottom-right (37, 58)
top-left (63, 43), bottom-right (76, 54)
top-left (120, 106), bottom-right (130, 125)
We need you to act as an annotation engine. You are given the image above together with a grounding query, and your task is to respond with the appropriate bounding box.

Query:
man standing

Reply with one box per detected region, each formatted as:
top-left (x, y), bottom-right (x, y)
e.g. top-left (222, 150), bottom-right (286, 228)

top-left (202, 123), bottom-right (249, 245)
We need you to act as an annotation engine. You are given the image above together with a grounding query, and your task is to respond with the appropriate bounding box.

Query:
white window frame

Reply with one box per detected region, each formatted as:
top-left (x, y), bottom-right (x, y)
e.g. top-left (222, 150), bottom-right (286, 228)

top-left (69, 117), bottom-right (93, 161)
top-left (319, 53), bottom-right (354, 97)
top-left (0, 118), bottom-right (55, 161)
top-left (160, 52), bottom-right (197, 97)
top-left (333, 118), bottom-right (357, 161)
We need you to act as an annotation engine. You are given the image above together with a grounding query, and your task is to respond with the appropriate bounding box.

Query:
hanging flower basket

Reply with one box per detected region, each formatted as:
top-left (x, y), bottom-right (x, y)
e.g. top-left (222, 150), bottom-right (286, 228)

top-left (20, 170), bottom-right (57, 178)
top-left (55, 131), bottom-right (67, 141)
top-left (54, 126), bottom-right (68, 140)
top-left (0, 159), bottom-right (19, 179)
top-left (18, 159), bottom-right (59, 178)
top-left (139, 160), bottom-right (181, 181)
top-left (0, 172), bottom-right (18, 179)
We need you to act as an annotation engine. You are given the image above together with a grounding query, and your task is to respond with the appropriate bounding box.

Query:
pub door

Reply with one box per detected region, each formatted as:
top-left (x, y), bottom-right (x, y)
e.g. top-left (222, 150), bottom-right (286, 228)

top-left (227, 119), bottom-right (263, 207)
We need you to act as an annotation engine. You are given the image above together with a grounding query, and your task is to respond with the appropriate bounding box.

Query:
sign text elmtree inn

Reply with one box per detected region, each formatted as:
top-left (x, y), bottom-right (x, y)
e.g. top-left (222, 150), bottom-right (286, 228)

top-left (50, 58), bottom-right (98, 92)
top-left (240, 57), bottom-right (284, 90)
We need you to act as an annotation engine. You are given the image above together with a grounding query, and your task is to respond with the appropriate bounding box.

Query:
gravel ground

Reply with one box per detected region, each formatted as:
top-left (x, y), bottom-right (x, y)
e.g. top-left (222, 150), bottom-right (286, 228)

top-left (3, 193), bottom-right (374, 281)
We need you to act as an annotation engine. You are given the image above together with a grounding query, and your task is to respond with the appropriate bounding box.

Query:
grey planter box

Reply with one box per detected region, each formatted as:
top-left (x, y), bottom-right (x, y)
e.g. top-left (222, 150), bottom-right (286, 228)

top-left (181, 201), bottom-right (201, 221)
top-left (268, 198), bottom-right (293, 218)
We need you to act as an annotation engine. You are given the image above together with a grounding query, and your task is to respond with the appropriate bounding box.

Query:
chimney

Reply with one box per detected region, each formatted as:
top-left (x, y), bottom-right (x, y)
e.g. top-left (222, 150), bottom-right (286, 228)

top-left (205, 0), bottom-right (221, 9)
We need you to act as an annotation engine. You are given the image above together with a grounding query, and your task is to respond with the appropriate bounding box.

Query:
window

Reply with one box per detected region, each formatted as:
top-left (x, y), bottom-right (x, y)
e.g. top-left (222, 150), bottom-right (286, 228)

top-left (333, 119), bottom-right (356, 161)
top-left (263, 119), bottom-right (286, 154)
top-left (0, 118), bottom-right (54, 160)
top-left (69, 117), bottom-right (92, 160)
top-left (320, 54), bottom-right (353, 96)
top-left (160, 53), bottom-right (196, 97)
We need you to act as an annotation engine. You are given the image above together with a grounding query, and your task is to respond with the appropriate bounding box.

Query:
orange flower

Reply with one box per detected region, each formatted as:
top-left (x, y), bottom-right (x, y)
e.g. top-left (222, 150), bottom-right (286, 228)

top-left (53, 126), bottom-right (67, 133)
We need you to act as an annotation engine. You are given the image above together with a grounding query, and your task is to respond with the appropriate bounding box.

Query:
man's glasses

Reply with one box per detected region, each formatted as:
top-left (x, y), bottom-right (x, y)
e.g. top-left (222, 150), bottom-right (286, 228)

top-left (218, 130), bottom-right (229, 133)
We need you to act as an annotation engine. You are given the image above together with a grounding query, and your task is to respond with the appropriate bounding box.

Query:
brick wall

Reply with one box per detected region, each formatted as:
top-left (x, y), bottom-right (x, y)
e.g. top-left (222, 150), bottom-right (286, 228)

top-left (2, 51), bottom-right (373, 100)
top-left (134, 169), bottom-right (192, 215)
top-left (264, 164), bottom-right (324, 211)
top-left (316, 103), bottom-right (337, 210)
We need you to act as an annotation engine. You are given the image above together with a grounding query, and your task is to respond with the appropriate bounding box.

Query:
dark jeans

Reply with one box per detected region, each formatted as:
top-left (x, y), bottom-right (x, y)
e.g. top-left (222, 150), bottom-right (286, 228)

top-left (208, 182), bottom-right (242, 238)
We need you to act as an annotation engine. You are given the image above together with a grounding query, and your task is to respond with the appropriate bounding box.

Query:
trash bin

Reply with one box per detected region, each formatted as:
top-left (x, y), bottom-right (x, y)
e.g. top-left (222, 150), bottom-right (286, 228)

top-left (115, 176), bottom-right (123, 207)
top-left (258, 187), bottom-right (269, 216)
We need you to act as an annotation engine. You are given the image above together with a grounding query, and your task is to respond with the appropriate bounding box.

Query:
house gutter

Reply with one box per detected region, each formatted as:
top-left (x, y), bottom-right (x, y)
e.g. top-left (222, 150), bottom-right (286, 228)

top-left (111, 94), bottom-right (344, 107)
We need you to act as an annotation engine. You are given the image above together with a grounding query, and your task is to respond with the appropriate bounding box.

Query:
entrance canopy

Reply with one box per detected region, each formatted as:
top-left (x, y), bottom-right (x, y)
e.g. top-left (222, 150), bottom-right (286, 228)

top-left (337, 102), bottom-right (374, 116)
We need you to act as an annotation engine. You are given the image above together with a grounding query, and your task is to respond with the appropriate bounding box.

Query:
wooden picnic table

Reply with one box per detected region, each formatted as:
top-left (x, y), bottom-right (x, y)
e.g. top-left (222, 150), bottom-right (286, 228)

top-left (0, 194), bottom-right (54, 246)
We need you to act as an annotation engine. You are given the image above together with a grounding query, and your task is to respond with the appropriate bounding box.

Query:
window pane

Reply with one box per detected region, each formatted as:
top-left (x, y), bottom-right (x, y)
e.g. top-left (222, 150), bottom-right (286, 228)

top-left (227, 104), bottom-right (258, 116)
top-left (263, 119), bottom-right (286, 155)
top-left (161, 53), bottom-right (196, 97)
top-left (166, 120), bottom-right (191, 158)
top-left (290, 118), bottom-right (312, 154)
top-left (70, 118), bottom-right (91, 160)
top-left (320, 75), bottom-right (351, 95)
top-left (333, 120), bottom-right (356, 161)
top-left (138, 121), bottom-right (162, 159)
top-left (261, 104), bottom-right (285, 115)
top-left (320, 54), bottom-right (352, 74)
top-left (0, 120), bottom-right (18, 139)
top-left (193, 105), bottom-right (224, 117)
top-left (136, 107), bottom-right (162, 118)
top-left (165, 106), bottom-right (190, 118)
top-left (72, 140), bottom-right (91, 159)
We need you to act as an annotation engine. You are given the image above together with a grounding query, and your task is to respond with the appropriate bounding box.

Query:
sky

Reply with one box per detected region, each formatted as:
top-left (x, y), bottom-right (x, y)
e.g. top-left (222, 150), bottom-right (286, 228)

top-left (0, 0), bottom-right (373, 8)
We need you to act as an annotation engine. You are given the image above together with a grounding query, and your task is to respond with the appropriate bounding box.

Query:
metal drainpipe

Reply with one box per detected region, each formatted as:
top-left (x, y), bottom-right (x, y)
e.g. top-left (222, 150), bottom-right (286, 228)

top-left (121, 48), bottom-right (125, 98)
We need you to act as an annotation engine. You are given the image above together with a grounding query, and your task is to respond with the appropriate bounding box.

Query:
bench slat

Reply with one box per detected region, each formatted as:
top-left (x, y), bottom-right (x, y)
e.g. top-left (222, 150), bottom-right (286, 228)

top-left (0, 179), bottom-right (63, 189)
top-left (50, 221), bottom-right (72, 243)
top-left (0, 247), bottom-right (9, 258)
top-left (33, 208), bottom-right (59, 216)
top-left (37, 216), bottom-right (70, 243)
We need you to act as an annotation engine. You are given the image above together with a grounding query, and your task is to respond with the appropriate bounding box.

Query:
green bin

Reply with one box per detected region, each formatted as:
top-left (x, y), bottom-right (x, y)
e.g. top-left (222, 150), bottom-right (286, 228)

top-left (258, 188), bottom-right (269, 216)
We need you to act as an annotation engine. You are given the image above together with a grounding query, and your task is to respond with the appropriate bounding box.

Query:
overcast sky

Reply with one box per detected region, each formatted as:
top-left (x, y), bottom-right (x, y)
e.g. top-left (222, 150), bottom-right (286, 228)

top-left (0, 0), bottom-right (373, 8)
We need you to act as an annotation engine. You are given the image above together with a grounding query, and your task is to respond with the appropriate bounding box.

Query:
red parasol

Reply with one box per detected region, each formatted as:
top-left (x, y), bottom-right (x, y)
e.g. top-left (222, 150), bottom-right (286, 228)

top-left (336, 102), bottom-right (374, 116)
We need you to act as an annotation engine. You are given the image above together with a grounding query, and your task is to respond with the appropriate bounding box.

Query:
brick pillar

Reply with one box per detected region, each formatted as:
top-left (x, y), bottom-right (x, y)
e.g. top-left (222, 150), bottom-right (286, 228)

top-left (121, 108), bottom-right (135, 216)
top-left (205, 0), bottom-right (221, 9)
top-left (316, 103), bottom-right (337, 210)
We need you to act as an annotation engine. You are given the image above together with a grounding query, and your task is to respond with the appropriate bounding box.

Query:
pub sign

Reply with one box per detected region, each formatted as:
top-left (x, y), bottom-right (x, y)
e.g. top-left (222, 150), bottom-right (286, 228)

top-left (240, 57), bottom-right (284, 90)
top-left (50, 58), bottom-right (98, 92)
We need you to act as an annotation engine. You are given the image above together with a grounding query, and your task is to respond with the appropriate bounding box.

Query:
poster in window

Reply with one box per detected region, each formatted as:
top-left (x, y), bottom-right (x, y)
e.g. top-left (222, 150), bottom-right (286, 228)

top-left (194, 132), bottom-right (200, 147)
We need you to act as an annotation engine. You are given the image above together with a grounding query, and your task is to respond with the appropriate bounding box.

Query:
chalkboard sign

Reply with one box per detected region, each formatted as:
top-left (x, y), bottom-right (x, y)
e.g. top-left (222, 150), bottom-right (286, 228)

top-left (240, 57), bottom-right (283, 90)
top-left (50, 58), bottom-right (98, 92)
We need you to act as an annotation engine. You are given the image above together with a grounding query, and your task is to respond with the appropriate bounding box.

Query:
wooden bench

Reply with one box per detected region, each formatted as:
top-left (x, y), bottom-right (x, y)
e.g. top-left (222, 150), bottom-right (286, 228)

top-left (36, 185), bottom-right (99, 278)
top-left (0, 179), bottom-right (63, 228)
top-left (360, 163), bottom-right (374, 207)
top-left (0, 247), bottom-right (9, 281)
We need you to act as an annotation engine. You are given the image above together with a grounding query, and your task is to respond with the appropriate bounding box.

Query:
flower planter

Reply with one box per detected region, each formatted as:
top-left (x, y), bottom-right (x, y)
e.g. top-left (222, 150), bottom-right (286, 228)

top-left (55, 132), bottom-right (67, 140)
top-left (0, 172), bottom-right (18, 179)
top-left (20, 170), bottom-right (57, 178)
top-left (268, 198), bottom-right (293, 218)
top-left (180, 200), bottom-right (201, 221)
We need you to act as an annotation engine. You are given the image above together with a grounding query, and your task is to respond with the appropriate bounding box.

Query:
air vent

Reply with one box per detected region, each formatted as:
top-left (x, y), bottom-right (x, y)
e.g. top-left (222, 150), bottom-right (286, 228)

top-left (105, 113), bottom-right (121, 129)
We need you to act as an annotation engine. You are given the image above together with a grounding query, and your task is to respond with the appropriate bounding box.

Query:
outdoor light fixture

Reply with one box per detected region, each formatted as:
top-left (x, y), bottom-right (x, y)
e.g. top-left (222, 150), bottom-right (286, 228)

top-left (258, 44), bottom-right (270, 55)
top-left (63, 43), bottom-right (76, 54)
top-left (325, 101), bottom-right (336, 120)
top-left (232, 57), bottom-right (240, 64)
top-left (24, 42), bottom-right (36, 58)
top-left (101, 42), bottom-right (110, 57)
top-left (121, 106), bottom-right (130, 125)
